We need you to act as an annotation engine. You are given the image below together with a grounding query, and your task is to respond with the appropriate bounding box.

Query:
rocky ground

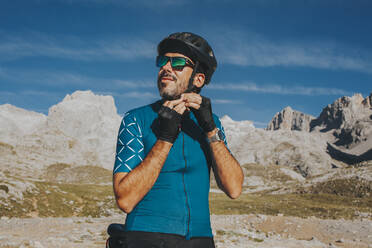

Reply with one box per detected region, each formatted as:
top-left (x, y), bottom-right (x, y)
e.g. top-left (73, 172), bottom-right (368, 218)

top-left (1, 163), bottom-right (371, 248)
top-left (0, 214), bottom-right (371, 248)
top-left (1, 91), bottom-right (371, 248)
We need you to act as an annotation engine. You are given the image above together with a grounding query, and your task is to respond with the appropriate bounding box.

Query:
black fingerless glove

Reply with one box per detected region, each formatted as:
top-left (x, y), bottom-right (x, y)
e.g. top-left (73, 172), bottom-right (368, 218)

top-left (158, 105), bottom-right (182, 143)
top-left (192, 96), bottom-right (216, 133)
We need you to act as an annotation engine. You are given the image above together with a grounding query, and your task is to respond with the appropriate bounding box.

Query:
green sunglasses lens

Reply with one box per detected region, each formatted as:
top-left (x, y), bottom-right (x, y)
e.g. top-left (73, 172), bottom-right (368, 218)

top-left (156, 56), bottom-right (168, 67)
top-left (171, 57), bottom-right (187, 68)
top-left (156, 56), bottom-right (191, 69)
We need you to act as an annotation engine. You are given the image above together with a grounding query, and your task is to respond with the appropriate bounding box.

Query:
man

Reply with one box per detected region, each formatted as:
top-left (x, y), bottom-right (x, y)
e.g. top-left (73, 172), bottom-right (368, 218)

top-left (111, 32), bottom-right (244, 248)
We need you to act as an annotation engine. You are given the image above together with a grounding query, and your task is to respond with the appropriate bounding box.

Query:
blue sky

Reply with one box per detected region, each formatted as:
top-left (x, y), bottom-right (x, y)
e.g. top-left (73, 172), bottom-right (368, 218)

top-left (0, 0), bottom-right (371, 128)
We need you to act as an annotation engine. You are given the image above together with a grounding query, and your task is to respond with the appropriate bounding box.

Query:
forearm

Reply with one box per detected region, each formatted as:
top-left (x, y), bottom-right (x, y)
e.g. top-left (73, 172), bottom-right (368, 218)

top-left (208, 129), bottom-right (244, 199)
top-left (114, 140), bottom-right (172, 213)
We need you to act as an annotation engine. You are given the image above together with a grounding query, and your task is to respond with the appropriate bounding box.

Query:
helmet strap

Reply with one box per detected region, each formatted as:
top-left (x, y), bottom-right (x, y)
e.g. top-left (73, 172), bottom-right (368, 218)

top-left (185, 61), bottom-right (200, 93)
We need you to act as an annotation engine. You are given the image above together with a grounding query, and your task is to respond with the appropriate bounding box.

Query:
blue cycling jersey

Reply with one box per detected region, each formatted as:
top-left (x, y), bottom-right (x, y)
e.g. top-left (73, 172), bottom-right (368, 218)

top-left (113, 100), bottom-right (227, 239)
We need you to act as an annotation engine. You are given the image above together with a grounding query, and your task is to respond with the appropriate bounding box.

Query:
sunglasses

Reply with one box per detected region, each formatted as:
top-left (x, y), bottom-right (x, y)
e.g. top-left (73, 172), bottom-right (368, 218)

top-left (156, 55), bottom-right (194, 70)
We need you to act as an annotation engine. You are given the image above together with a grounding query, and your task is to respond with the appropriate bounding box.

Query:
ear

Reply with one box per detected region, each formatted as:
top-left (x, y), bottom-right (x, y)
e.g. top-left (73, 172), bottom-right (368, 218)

top-left (193, 73), bottom-right (205, 88)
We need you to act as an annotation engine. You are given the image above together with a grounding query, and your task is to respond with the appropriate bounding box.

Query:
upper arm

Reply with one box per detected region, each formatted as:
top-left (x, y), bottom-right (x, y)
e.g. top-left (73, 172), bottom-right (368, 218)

top-left (113, 113), bottom-right (145, 174)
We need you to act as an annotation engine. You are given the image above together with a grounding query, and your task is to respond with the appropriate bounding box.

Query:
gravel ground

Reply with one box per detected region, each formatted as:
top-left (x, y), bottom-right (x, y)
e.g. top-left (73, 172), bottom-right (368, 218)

top-left (0, 214), bottom-right (371, 248)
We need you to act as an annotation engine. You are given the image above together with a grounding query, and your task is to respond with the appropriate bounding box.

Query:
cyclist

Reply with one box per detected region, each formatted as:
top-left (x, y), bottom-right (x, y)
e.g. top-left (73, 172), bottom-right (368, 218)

top-left (110, 32), bottom-right (244, 248)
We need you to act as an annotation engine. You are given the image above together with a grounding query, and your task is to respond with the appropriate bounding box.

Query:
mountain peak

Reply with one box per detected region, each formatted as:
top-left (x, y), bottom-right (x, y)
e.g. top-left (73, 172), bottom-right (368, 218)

top-left (309, 92), bottom-right (372, 156)
top-left (362, 92), bottom-right (372, 108)
top-left (266, 106), bottom-right (315, 131)
top-left (62, 90), bottom-right (96, 101)
top-left (311, 92), bottom-right (372, 132)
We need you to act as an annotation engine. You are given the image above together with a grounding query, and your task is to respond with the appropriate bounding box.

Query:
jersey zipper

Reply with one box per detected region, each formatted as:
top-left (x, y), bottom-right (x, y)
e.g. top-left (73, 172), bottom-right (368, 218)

top-left (181, 131), bottom-right (191, 237)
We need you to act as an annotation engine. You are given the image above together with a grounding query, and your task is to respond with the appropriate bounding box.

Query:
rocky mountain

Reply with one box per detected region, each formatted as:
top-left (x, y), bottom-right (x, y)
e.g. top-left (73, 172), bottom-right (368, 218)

top-left (221, 116), bottom-right (334, 177)
top-left (266, 106), bottom-right (315, 131)
top-left (0, 91), bottom-right (121, 177)
top-left (311, 93), bottom-right (371, 132)
top-left (1, 90), bottom-right (371, 246)
top-left (266, 93), bottom-right (372, 164)
top-left (311, 93), bottom-right (372, 151)
top-left (0, 91), bottom-right (371, 180)
top-left (0, 104), bottom-right (47, 145)
top-left (46, 91), bottom-right (122, 169)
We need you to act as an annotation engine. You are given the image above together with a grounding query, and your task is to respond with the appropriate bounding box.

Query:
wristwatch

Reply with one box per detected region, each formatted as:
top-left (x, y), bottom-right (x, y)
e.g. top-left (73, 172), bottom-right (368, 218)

top-left (207, 128), bottom-right (224, 143)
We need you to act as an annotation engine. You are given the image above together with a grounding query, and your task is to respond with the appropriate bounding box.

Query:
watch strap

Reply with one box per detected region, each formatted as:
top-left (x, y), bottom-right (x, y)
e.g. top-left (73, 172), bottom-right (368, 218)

top-left (207, 128), bottom-right (223, 143)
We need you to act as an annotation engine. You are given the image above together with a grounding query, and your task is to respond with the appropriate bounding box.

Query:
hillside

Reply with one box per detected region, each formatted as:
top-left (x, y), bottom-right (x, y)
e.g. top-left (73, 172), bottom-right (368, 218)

top-left (1, 90), bottom-right (371, 247)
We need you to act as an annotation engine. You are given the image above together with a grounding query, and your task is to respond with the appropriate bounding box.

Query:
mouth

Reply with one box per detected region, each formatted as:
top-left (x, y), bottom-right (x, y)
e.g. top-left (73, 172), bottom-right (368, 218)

top-left (160, 76), bottom-right (174, 83)
top-left (159, 70), bottom-right (177, 84)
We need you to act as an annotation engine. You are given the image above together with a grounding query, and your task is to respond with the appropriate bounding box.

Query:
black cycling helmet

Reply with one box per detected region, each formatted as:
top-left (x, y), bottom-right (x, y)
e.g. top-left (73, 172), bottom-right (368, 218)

top-left (157, 32), bottom-right (217, 85)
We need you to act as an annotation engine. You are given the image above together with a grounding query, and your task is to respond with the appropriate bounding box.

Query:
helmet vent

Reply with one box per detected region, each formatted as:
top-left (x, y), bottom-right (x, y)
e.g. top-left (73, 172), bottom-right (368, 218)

top-left (194, 40), bottom-right (202, 47)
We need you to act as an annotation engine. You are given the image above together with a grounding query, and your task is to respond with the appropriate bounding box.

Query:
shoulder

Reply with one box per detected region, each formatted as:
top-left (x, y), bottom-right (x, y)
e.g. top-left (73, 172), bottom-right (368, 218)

top-left (123, 101), bottom-right (161, 121)
top-left (119, 101), bottom-right (161, 132)
top-left (126, 102), bottom-right (155, 116)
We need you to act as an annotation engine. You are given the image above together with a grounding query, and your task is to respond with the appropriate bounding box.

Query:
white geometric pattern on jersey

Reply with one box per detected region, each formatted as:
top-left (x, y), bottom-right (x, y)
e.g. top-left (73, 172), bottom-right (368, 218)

top-left (114, 114), bottom-right (144, 173)
top-left (221, 125), bottom-right (227, 143)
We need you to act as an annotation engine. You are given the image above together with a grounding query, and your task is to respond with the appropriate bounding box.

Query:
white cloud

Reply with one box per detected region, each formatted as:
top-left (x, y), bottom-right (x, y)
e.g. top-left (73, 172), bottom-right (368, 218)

top-left (29, 0), bottom-right (188, 8)
top-left (0, 67), bottom-right (91, 86)
top-left (209, 82), bottom-right (352, 96)
top-left (214, 99), bottom-right (242, 104)
top-left (0, 91), bottom-right (16, 98)
top-left (0, 90), bottom-right (65, 100)
top-left (4, 28), bottom-right (370, 75)
top-left (118, 91), bottom-right (158, 99)
top-left (113, 80), bottom-right (155, 89)
top-left (210, 30), bottom-right (372, 74)
top-left (0, 31), bottom-right (155, 61)
top-left (118, 0), bottom-right (188, 7)
top-left (18, 90), bottom-right (56, 96)
top-left (97, 90), bottom-right (158, 99)
top-left (0, 67), bottom-right (157, 90)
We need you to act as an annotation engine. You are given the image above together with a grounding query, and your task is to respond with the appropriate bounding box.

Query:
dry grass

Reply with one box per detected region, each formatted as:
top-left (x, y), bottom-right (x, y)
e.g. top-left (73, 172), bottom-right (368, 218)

top-left (302, 177), bottom-right (372, 198)
top-left (209, 192), bottom-right (372, 219)
top-left (0, 141), bottom-right (16, 155)
top-left (0, 181), bottom-right (118, 218)
top-left (45, 164), bottom-right (112, 184)
top-left (241, 163), bottom-right (294, 182)
top-left (1, 168), bottom-right (371, 220)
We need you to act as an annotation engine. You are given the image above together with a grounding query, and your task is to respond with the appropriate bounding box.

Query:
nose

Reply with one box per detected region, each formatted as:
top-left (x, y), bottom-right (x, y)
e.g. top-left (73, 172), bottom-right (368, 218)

top-left (161, 60), bottom-right (173, 71)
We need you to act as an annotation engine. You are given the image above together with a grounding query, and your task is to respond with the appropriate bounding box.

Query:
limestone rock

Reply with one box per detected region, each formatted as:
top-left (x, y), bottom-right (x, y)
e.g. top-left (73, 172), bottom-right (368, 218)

top-left (362, 92), bottom-right (372, 108)
top-left (265, 93), bottom-right (372, 164)
top-left (0, 91), bottom-right (122, 175)
top-left (1, 90), bottom-right (369, 180)
top-left (266, 106), bottom-right (315, 131)
top-left (46, 91), bottom-right (122, 169)
top-left (310, 93), bottom-right (372, 158)
top-left (221, 116), bottom-right (334, 177)
top-left (310, 93), bottom-right (370, 132)
top-left (0, 104), bottom-right (47, 145)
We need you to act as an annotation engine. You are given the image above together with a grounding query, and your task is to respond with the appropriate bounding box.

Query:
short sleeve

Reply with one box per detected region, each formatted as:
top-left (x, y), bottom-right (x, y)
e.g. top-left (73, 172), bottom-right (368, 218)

top-left (113, 112), bottom-right (145, 174)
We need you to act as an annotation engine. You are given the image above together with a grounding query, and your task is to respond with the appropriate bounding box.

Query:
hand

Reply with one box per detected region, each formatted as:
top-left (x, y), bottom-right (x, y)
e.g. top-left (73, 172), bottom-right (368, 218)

top-left (182, 93), bottom-right (202, 111)
top-left (182, 93), bottom-right (216, 133)
top-left (157, 98), bottom-right (186, 143)
top-left (163, 97), bottom-right (187, 115)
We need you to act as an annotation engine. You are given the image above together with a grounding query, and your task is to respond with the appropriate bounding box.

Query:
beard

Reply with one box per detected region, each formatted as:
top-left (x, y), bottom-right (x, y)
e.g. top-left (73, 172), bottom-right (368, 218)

top-left (160, 91), bottom-right (179, 101)
top-left (157, 72), bottom-right (183, 100)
